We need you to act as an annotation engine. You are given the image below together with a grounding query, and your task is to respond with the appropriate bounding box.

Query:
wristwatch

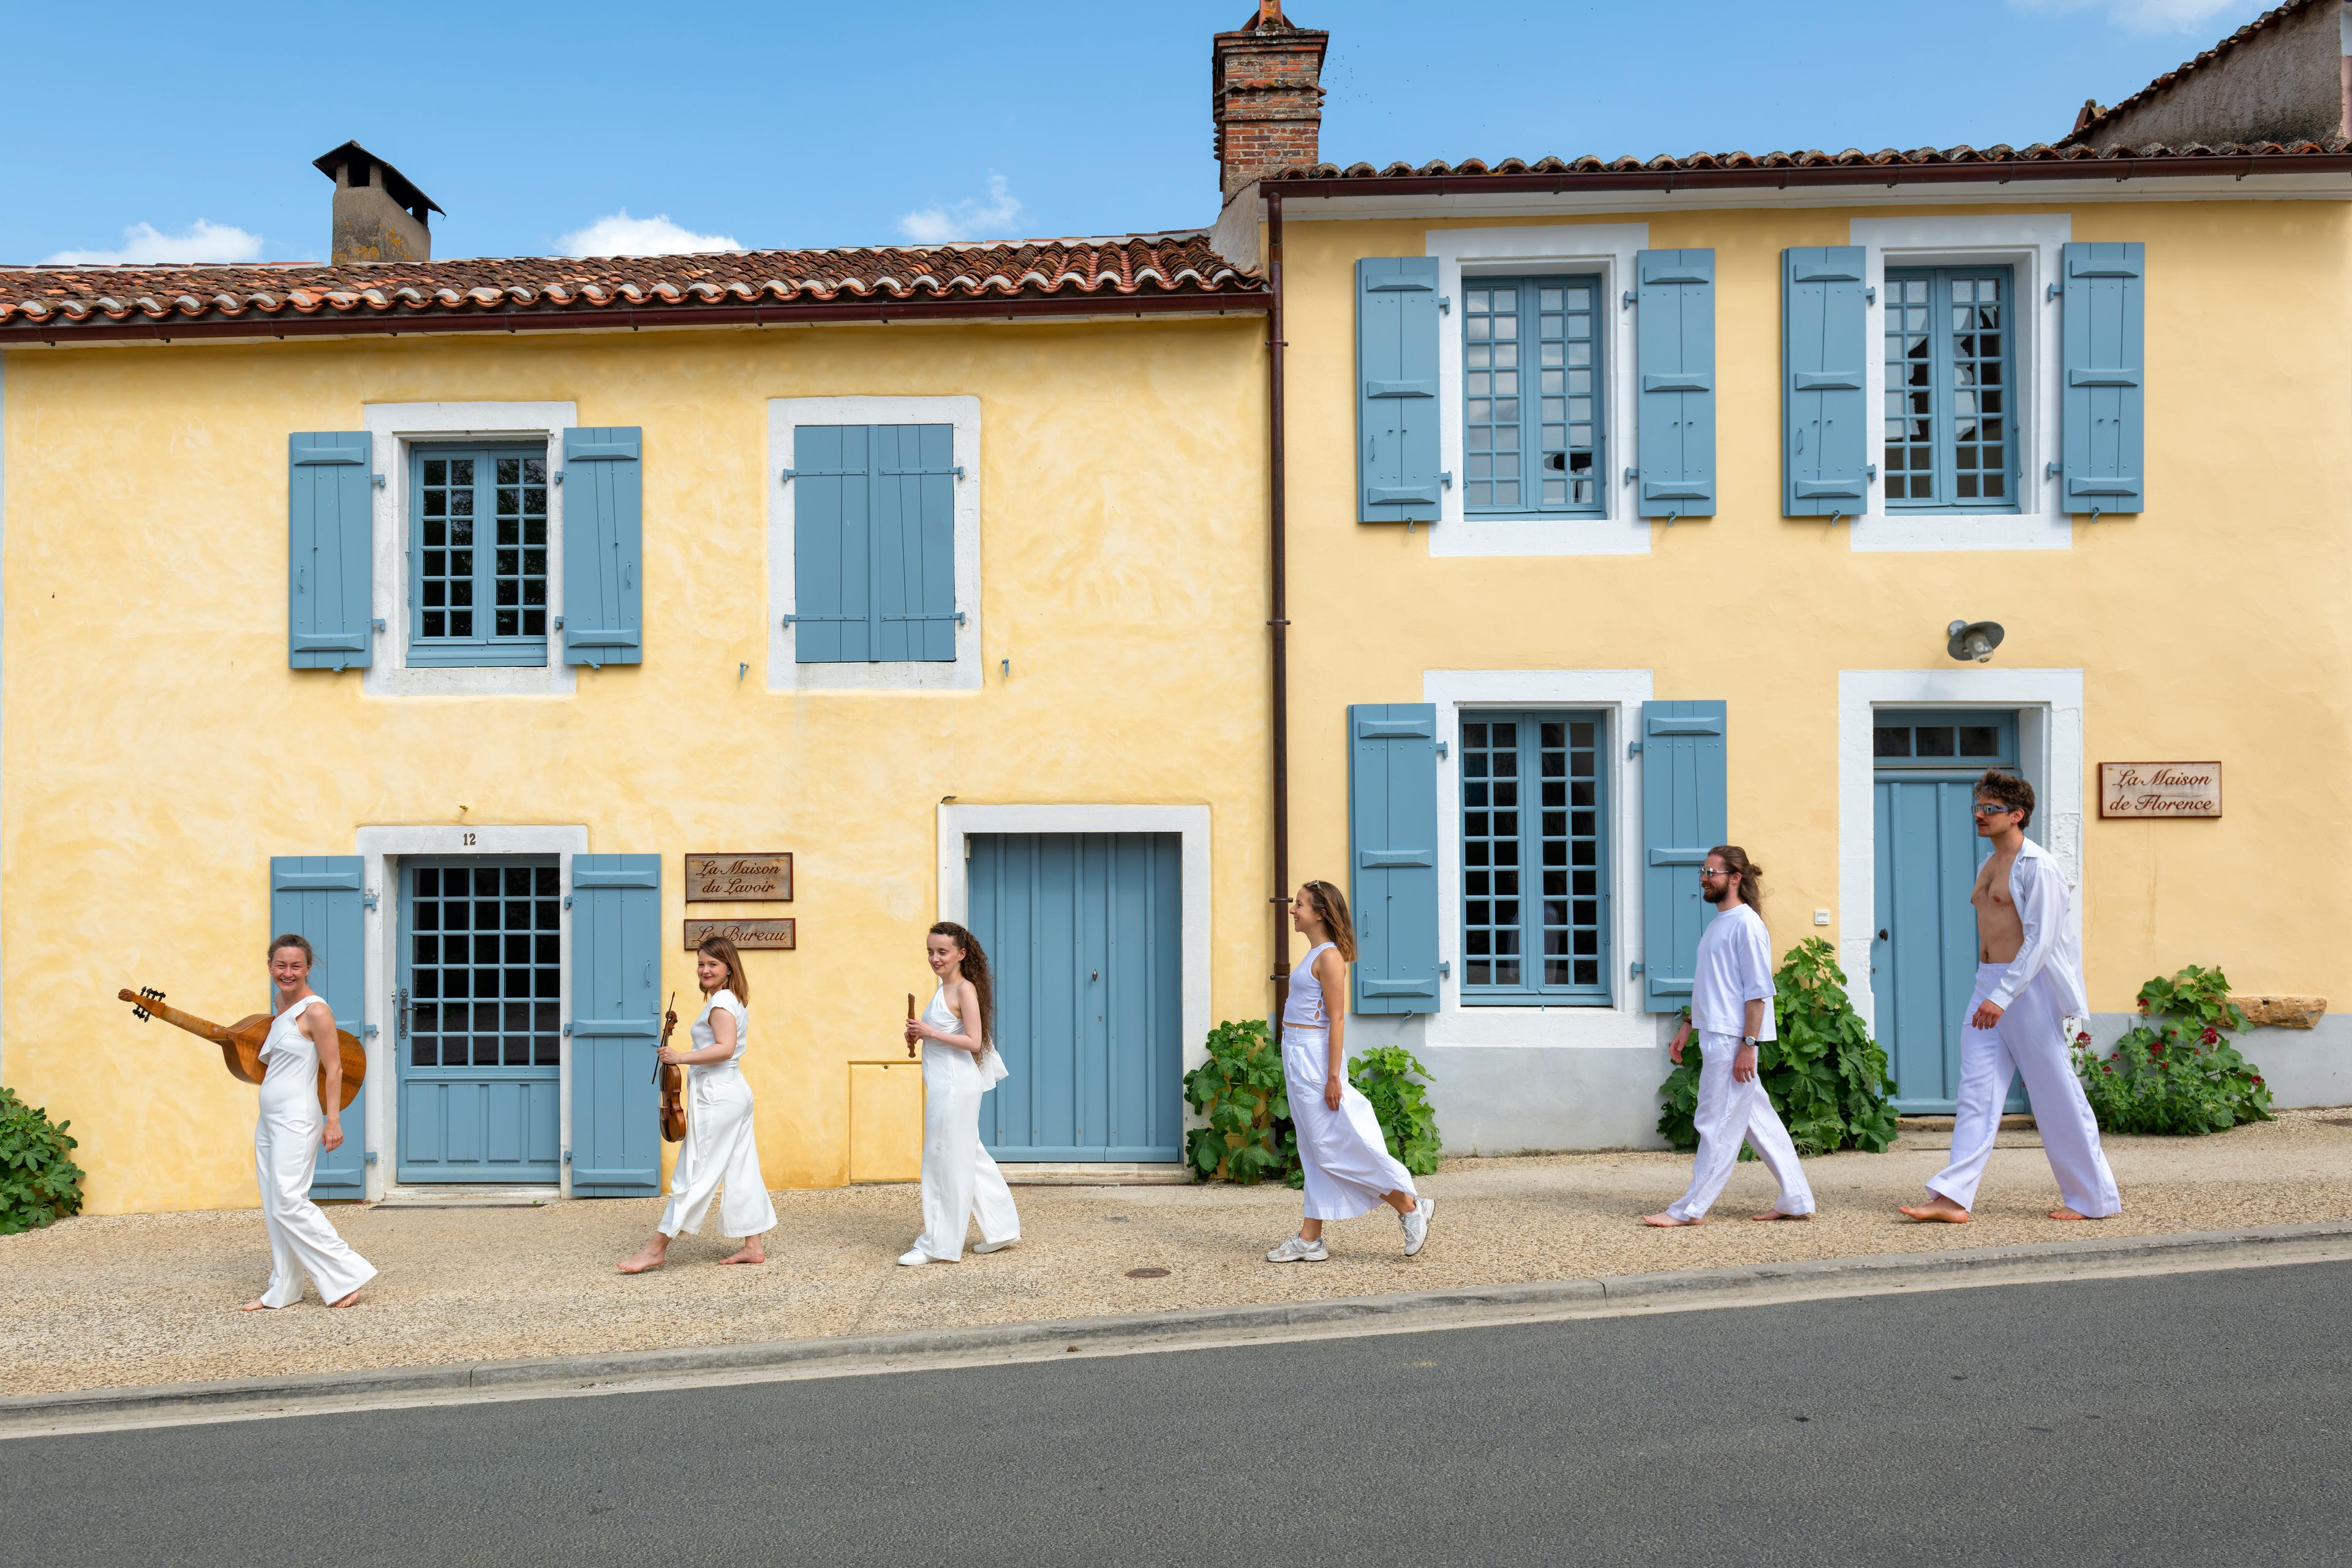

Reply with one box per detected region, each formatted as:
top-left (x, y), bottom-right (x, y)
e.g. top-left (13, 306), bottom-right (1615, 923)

top-left (1741, 1035), bottom-right (1758, 1048)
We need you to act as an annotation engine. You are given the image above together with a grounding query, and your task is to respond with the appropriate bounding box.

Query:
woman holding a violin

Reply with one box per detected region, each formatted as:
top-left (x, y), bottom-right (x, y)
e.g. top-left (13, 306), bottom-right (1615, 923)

top-left (617, 937), bottom-right (777, 1272)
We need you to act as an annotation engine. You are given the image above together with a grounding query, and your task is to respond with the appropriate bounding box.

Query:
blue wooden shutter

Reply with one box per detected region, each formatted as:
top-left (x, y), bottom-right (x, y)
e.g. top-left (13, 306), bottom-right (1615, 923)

top-left (1356, 258), bottom-right (1442, 523)
top-left (1639, 701), bottom-right (1727, 1011)
top-left (269, 856), bottom-right (368, 1197)
top-left (288, 433), bottom-right (374, 671)
top-left (1782, 247), bottom-right (1870, 516)
top-left (2059, 242), bottom-right (2145, 516)
top-left (1633, 250), bottom-right (1715, 519)
top-left (1347, 704), bottom-right (1440, 1014)
top-left (561, 427), bottom-right (643, 668)
top-left (793, 424), bottom-right (867, 663)
top-left (872, 424), bottom-right (959, 662)
top-left (568, 854), bottom-right (662, 1196)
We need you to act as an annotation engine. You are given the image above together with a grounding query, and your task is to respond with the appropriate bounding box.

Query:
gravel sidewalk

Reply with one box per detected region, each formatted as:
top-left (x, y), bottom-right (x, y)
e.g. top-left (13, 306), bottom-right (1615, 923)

top-left (6, 1110), bottom-right (2348, 1397)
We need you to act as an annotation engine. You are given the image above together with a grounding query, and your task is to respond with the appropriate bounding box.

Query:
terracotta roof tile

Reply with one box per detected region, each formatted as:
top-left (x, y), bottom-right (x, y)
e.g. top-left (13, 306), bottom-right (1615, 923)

top-left (0, 233), bottom-right (1261, 333)
top-left (1268, 138), bottom-right (2346, 182)
top-left (2062, 0), bottom-right (2323, 148)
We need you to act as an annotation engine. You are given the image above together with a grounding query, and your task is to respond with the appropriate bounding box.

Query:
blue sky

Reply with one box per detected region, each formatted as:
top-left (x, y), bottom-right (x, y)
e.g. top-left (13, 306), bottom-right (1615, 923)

top-left (0, 0), bottom-right (2278, 266)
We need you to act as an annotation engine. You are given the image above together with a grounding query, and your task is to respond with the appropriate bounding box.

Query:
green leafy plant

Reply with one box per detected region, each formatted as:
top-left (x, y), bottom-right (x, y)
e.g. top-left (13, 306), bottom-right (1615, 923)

top-left (0, 1086), bottom-right (85, 1235)
top-left (1348, 1045), bottom-right (1444, 1176)
top-left (1657, 937), bottom-right (1899, 1156)
top-left (1183, 1019), bottom-right (1292, 1184)
top-left (2074, 964), bottom-right (2273, 1135)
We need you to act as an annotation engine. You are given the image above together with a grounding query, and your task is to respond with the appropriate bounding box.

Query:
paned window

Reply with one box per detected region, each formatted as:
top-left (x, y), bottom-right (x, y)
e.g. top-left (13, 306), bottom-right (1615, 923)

top-left (1464, 276), bottom-right (1604, 514)
top-left (410, 444), bottom-right (550, 666)
top-left (1883, 267), bottom-right (2018, 511)
top-left (408, 863), bottom-right (562, 1068)
top-left (1872, 710), bottom-right (2017, 767)
top-left (1460, 712), bottom-right (1609, 1004)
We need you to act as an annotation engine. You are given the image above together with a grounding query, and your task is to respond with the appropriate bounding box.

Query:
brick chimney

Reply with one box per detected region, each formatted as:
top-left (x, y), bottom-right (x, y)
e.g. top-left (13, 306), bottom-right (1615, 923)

top-left (1211, 2), bottom-right (1330, 198)
top-left (312, 140), bottom-right (443, 266)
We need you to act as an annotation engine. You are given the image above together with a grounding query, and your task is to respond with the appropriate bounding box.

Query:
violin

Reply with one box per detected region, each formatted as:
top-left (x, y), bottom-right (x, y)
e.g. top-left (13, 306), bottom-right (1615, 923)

top-left (654, 992), bottom-right (686, 1143)
top-left (119, 986), bottom-right (366, 1112)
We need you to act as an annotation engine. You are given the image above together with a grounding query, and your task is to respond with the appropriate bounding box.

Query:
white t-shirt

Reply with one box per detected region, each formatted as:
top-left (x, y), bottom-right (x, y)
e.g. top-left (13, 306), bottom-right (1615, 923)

top-left (1690, 902), bottom-right (1776, 1040)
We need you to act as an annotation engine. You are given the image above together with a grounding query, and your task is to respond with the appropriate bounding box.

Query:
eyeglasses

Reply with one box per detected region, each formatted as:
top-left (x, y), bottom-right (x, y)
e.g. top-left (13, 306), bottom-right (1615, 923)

top-left (1971, 803), bottom-right (2017, 817)
top-left (1696, 868), bottom-right (1728, 881)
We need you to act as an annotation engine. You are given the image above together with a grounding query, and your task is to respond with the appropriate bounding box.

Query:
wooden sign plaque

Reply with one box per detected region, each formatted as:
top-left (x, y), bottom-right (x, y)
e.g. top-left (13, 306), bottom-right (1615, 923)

top-left (684, 853), bottom-right (793, 902)
top-left (2098, 762), bottom-right (2222, 819)
top-left (684, 919), bottom-right (796, 951)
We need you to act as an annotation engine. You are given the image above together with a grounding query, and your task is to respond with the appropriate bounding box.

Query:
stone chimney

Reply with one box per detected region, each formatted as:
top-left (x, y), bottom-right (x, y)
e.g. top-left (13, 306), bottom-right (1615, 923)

top-left (312, 141), bottom-right (443, 266)
top-left (1210, 2), bottom-right (1330, 198)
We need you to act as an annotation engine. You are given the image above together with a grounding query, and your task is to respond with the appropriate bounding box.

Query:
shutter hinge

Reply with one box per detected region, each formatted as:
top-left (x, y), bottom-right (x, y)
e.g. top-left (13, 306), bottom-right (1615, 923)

top-left (1623, 466), bottom-right (1638, 484)
top-left (562, 895), bottom-right (574, 909)
top-left (2045, 461), bottom-right (2062, 480)
top-left (362, 889), bottom-right (379, 910)
top-left (360, 1022), bottom-right (379, 1039)
top-left (2047, 281), bottom-right (2064, 301)
top-left (552, 470), bottom-right (565, 485)
top-left (953, 465), bottom-right (967, 479)
top-left (364, 1150), bottom-right (380, 1165)
top-left (1868, 464), bottom-right (1879, 481)
top-left (1864, 285), bottom-right (1877, 304)
top-left (1440, 471), bottom-right (1453, 488)
top-left (1434, 739), bottom-right (1448, 759)
top-left (779, 614), bottom-right (797, 627)
top-left (1438, 295), bottom-right (1451, 314)
top-left (1438, 960), bottom-right (1451, 978)
top-left (1627, 739), bottom-right (1644, 756)
top-left (1621, 290), bottom-right (1637, 309)
top-left (552, 616), bottom-right (565, 630)
top-left (562, 1148), bottom-right (573, 1165)
top-left (371, 618), bottom-right (386, 635)
top-left (778, 468), bottom-right (796, 483)
top-left (562, 1021), bottom-right (574, 1035)
top-left (954, 610), bottom-right (968, 627)
top-left (1630, 962), bottom-right (1646, 976)
top-left (371, 473), bottom-right (386, 489)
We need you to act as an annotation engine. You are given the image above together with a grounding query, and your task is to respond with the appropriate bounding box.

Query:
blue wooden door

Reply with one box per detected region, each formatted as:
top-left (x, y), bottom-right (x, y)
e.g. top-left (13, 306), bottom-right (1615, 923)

top-left (968, 833), bottom-right (1183, 1162)
top-left (1871, 712), bottom-right (2026, 1114)
top-left (396, 859), bottom-right (563, 1182)
top-left (270, 856), bottom-right (369, 1199)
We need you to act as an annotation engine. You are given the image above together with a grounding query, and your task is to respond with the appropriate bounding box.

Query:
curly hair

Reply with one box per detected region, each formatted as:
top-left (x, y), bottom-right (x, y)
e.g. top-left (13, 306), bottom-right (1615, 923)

top-left (1976, 769), bottom-right (2036, 829)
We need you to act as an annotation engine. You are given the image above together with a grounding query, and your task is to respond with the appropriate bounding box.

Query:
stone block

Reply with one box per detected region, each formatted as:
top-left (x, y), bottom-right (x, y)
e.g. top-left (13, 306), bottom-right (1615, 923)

top-left (2233, 995), bottom-right (2328, 1030)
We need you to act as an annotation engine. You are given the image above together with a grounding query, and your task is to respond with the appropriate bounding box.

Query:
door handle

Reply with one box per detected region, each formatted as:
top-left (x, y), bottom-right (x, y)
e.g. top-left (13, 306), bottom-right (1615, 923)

top-left (1090, 970), bottom-right (1099, 982)
top-left (1877, 929), bottom-right (1889, 941)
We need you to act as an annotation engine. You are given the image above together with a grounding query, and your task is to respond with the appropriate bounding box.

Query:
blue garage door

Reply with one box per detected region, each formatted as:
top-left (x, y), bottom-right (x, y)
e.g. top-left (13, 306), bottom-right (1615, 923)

top-left (1871, 712), bottom-right (2028, 1115)
top-left (968, 833), bottom-right (1183, 1163)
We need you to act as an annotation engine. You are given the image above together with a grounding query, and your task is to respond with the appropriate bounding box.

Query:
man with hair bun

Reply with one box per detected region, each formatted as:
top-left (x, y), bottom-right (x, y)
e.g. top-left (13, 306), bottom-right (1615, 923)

top-left (1901, 771), bottom-right (2120, 1224)
top-left (1643, 846), bottom-right (1816, 1227)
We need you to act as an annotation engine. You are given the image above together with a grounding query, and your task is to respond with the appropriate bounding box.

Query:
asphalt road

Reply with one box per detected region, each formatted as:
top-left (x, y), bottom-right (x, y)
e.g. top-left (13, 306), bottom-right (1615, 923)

top-left (4, 1261), bottom-right (2345, 1568)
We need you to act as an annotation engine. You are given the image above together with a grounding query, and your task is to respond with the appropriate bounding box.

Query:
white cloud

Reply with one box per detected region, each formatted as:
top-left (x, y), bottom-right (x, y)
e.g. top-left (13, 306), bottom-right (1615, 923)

top-left (2011, 0), bottom-right (2256, 34)
top-left (40, 220), bottom-right (265, 266)
top-left (560, 211), bottom-right (745, 258)
top-left (895, 174), bottom-right (1025, 244)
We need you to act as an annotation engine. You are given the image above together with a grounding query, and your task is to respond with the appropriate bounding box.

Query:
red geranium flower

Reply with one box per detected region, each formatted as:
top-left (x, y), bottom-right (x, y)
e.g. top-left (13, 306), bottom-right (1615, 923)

top-left (2076, 1032), bottom-right (2092, 1044)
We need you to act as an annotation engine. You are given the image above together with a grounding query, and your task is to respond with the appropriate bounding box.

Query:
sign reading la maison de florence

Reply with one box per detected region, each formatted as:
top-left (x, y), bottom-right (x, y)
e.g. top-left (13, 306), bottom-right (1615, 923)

top-left (2099, 762), bottom-right (2222, 818)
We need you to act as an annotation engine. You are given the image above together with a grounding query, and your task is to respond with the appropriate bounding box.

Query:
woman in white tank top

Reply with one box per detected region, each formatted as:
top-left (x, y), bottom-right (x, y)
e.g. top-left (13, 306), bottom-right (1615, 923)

top-left (897, 920), bottom-right (1019, 1264)
top-left (1266, 881), bottom-right (1434, 1263)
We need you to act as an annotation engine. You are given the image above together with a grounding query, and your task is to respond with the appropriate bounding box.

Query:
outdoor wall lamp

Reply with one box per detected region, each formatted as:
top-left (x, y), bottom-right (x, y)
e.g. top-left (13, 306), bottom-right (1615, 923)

top-left (1946, 619), bottom-right (2005, 663)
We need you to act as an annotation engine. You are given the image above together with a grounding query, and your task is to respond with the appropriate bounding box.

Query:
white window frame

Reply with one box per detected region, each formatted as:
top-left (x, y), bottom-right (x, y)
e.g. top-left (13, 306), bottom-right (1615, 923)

top-left (1836, 669), bottom-right (2086, 1041)
top-left (768, 395), bottom-right (982, 692)
top-left (353, 823), bottom-right (588, 1202)
top-left (1425, 224), bottom-right (1651, 557)
top-left (364, 401), bottom-right (577, 696)
top-left (1850, 214), bottom-right (2071, 553)
top-left (933, 803), bottom-right (1212, 1082)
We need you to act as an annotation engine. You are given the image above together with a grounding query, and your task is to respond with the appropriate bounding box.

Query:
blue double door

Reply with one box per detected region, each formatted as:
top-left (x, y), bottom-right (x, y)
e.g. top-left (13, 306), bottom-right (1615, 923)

top-left (1871, 711), bottom-right (2028, 1115)
top-left (396, 858), bottom-right (564, 1182)
top-left (967, 833), bottom-right (1183, 1163)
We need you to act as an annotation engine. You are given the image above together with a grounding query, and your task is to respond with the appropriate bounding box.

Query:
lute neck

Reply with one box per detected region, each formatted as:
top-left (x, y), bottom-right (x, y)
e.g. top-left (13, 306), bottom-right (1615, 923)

top-left (118, 989), bottom-right (233, 1043)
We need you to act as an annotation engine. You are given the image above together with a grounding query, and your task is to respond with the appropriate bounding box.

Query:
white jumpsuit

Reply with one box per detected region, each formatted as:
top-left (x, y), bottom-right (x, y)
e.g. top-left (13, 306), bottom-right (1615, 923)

top-left (1665, 902), bottom-right (1815, 1223)
top-left (912, 985), bottom-right (1020, 1261)
top-left (1924, 838), bottom-right (2121, 1218)
top-left (1283, 943), bottom-right (1417, 1221)
top-left (252, 995), bottom-right (377, 1308)
top-left (656, 990), bottom-right (778, 1240)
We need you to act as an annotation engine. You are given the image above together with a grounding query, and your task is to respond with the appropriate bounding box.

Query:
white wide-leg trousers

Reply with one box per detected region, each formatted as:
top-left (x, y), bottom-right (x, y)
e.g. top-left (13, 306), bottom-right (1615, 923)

top-left (1665, 1032), bottom-right (1817, 1223)
top-left (658, 1066), bottom-right (778, 1240)
top-left (1283, 1029), bottom-right (1416, 1222)
top-left (916, 1045), bottom-right (1019, 1261)
top-left (1926, 965), bottom-right (2121, 1218)
top-left (252, 1082), bottom-right (377, 1308)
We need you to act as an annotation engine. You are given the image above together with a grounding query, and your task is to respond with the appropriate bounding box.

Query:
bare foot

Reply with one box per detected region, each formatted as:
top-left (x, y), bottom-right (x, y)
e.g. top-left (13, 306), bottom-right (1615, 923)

top-left (1640, 1212), bottom-right (1700, 1227)
top-left (717, 1245), bottom-right (766, 1265)
top-left (2049, 1207), bottom-right (2101, 1222)
top-left (237, 1298), bottom-right (271, 1312)
top-left (1751, 1210), bottom-right (1812, 1222)
top-left (1899, 1197), bottom-right (1972, 1224)
top-left (327, 1289), bottom-right (364, 1308)
top-left (617, 1242), bottom-right (669, 1275)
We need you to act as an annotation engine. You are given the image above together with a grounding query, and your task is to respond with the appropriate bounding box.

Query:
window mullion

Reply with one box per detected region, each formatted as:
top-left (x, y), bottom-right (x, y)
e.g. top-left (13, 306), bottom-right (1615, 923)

top-left (471, 451), bottom-right (496, 648)
top-left (1520, 718), bottom-right (1545, 996)
top-left (1926, 273), bottom-right (1955, 509)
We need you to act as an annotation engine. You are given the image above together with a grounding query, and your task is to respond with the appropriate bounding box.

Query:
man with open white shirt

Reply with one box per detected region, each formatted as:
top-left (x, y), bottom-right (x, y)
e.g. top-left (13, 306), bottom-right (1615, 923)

top-left (1901, 771), bottom-right (2120, 1223)
top-left (1642, 846), bottom-right (1816, 1227)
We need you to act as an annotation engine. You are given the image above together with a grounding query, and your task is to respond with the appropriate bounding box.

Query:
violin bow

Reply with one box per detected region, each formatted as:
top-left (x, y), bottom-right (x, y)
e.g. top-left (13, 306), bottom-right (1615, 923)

top-left (650, 991), bottom-right (677, 1085)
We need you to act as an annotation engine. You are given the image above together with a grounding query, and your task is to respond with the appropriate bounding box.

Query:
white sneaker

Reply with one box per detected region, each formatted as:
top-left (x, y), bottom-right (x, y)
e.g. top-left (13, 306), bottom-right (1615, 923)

top-left (897, 1247), bottom-right (942, 1266)
top-left (973, 1237), bottom-right (1018, 1254)
top-left (1400, 1197), bottom-right (1434, 1256)
top-left (1265, 1234), bottom-right (1328, 1263)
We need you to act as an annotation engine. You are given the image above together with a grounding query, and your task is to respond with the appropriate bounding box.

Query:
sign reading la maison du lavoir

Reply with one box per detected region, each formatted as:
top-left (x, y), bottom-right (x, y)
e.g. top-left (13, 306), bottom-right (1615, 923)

top-left (684, 853), bottom-right (792, 902)
top-left (2098, 762), bottom-right (2222, 818)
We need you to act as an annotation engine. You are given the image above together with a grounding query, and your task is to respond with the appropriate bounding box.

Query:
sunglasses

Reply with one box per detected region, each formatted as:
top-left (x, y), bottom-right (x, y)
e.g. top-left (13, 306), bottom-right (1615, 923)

top-left (1972, 802), bottom-right (2019, 817)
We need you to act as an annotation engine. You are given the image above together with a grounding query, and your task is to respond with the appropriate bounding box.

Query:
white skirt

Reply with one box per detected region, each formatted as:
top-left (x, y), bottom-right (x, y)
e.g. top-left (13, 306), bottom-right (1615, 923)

top-left (658, 1066), bottom-right (778, 1239)
top-left (1281, 1027), bottom-right (1415, 1221)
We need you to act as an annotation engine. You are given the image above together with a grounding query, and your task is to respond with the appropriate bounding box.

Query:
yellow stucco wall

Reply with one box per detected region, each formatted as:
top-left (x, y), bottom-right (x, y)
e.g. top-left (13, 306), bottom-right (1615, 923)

top-left (1278, 200), bottom-right (2352, 1009)
top-left (1, 316), bottom-right (1272, 1214)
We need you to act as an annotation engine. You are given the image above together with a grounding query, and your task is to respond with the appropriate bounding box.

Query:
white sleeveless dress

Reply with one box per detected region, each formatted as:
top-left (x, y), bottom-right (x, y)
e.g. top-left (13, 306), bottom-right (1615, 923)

top-left (251, 995), bottom-right (377, 1308)
top-left (911, 983), bottom-right (1019, 1261)
top-left (1282, 943), bottom-right (1417, 1221)
top-left (657, 989), bottom-right (777, 1240)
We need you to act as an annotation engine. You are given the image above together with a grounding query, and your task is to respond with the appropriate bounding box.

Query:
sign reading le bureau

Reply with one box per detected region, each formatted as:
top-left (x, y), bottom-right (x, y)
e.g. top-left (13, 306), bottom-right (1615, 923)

top-left (685, 919), bottom-right (796, 951)
top-left (2099, 762), bottom-right (2222, 818)
top-left (684, 853), bottom-right (792, 902)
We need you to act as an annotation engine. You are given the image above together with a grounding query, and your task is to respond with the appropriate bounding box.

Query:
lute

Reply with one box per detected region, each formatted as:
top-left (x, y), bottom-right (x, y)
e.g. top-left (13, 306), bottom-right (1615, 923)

top-left (118, 986), bottom-right (367, 1112)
